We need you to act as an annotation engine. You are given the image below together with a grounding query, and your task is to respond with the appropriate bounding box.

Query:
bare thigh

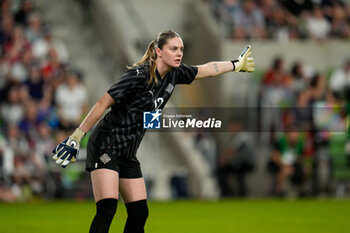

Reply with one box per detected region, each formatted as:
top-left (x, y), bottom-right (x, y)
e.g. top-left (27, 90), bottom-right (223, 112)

top-left (119, 178), bottom-right (147, 203)
top-left (91, 169), bottom-right (119, 202)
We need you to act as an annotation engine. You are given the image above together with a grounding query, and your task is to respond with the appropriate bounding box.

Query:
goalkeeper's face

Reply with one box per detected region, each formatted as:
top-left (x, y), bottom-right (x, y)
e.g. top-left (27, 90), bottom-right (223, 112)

top-left (157, 37), bottom-right (184, 68)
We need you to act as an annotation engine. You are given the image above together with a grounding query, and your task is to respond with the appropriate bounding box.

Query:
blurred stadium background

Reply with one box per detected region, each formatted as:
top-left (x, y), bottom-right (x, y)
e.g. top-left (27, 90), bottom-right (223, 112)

top-left (1, 0), bottom-right (350, 232)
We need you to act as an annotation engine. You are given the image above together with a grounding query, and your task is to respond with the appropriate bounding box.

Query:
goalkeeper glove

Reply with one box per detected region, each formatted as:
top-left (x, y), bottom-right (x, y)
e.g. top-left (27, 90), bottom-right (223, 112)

top-left (52, 128), bottom-right (86, 168)
top-left (232, 45), bottom-right (255, 72)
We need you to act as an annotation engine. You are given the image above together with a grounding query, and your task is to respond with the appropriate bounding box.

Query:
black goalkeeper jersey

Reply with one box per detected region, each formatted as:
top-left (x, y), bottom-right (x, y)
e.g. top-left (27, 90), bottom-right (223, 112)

top-left (88, 63), bottom-right (198, 160)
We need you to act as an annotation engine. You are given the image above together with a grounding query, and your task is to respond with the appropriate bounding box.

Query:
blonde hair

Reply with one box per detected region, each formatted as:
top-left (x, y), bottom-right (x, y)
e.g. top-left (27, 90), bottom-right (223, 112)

top-left (129, 30), bottom-right (181, 84)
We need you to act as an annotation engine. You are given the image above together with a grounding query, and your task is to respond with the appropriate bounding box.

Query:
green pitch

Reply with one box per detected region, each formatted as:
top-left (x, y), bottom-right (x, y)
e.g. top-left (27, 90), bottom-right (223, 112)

top-left (1, 198), bottom-right (349, 233)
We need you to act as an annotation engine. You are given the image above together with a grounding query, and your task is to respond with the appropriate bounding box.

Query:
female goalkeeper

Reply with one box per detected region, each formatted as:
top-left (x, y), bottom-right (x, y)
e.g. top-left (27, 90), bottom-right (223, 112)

top-left (52, 30), bottom-right (255, 233)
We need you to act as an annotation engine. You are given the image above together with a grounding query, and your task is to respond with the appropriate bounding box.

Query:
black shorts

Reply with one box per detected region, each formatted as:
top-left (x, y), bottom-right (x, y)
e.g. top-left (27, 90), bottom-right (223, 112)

top-left (85, 140), bottom-right (143, 179)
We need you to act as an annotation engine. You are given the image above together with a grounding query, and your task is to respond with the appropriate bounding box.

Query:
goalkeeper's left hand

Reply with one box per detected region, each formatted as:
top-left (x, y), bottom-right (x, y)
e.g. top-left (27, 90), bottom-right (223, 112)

top-left (52, 128), bottom-right (86, 168)
top-left (232, 45), bottom-right (255, 72)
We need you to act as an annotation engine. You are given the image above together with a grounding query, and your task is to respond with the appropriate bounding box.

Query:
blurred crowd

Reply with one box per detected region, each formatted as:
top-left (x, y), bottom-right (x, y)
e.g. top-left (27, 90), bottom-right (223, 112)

top-left (259, 55), bottom-right (350, 197)
top-left (213, 56), bottom-right (350, 198)
top-left (208, 0), bottom-right (350, 41)
top-left (0, 0), bottom-right (88, 202)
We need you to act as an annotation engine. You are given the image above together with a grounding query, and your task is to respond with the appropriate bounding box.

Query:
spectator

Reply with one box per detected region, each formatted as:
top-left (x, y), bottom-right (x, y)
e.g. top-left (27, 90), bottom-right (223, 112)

top-left (55, 70), bottom-right (88, 130)
top-left (17, 83), bottom-right (31, 106)
top-left (294, 88), bottom-right (313, 131)
top-left (290, 61), bottom-right (307, 94)
top-left (7, 121), bottom-right (45, 197)
top-left (33, 121), bottom-right (56, 165)
top-left (36, 97), bottom-right (59, 129)
top-left (259, 0), bottom-right (277, 24)
top-left (280, 0), bottom-right (314, 17)
top-left (14, 0), bottom-right (35, 26)
top-left (0, 13), bottom-right (15, 46)
top-left (260, 57), bottom-right (292, 142)
top-left (25, 12), bottom-right (44, 43)
top-left (40, 48), bottom-right (65, 83)
top-left (309, 72), bottom-right (327, 102)
top-left (1, 0), bottom-right (12, 15)
top-left (306, 5), bottom-right (331, 41)
top-left (266, 4), bottom-right (298, 41)
top-left (193, 130), bottom-right (217, 175)
top-left (329, 58), bottom-right (350, 99)
top-left (0, 85), bottom-right (25, 126)
top-left (24, 65), bottom-right (46, 101)
top-left (0, 53), bottom-right (12, 101)
top-left (268, 131), bottom-right (307, 197)
top-left (233, 0), bottom-right (266, 40)
top-left (329, 2), bottom-right (350, 38)
top-left (311, 91), bottom-right (341, 194)
top-left (217, 121), bottom-right (255, 197)
top-left (7, 124), bottom-right (31, 192)
top-left (10, 47), bottom-right (34, 82)
top-left (329, 58), bottom-right (350, 167)
top-left (217, 0), bottom-right (239, 37)
top-left (262, 56), bottom-right (291, 86)
top-left (3, 25), bottom-right (30, 67)
top-left (0, 130), bottom-right (15, 185)
top-left (19, 100), bottom-right (40, 139)
top-left (321, 0), bottom-right (342, 21)
top-left (32, 27), bottom-right (68, 64)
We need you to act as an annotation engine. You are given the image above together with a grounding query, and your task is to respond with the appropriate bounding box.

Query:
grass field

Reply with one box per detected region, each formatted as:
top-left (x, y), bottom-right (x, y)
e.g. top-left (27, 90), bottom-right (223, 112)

top-left (1, 198), bottom-right (350, 233)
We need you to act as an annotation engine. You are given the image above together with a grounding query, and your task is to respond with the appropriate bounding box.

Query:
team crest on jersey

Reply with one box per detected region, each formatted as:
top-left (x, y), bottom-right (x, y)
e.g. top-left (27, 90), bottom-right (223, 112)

top-left (100, 153), bottom-right (111, 164)
top-left (165, 83), bottom-right (174, 94)
top-left (143, 110), bottom-right (161, 129)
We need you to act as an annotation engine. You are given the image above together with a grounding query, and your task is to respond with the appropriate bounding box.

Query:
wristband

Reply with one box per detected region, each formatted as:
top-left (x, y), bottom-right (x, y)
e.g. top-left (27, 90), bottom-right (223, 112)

top-left (231, 60), bottom-right (238, 71)
top-left (71, 128), bottom-right (86, 143)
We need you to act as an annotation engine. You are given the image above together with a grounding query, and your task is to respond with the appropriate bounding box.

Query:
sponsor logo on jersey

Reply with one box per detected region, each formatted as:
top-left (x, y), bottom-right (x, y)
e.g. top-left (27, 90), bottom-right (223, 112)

top-left (143, 110), bottom-right (161, 129)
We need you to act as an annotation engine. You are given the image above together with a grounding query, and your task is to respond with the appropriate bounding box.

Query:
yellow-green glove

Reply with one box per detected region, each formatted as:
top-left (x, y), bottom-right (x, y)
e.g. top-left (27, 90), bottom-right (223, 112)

top-left (232, 45), bottom-right (255, 72)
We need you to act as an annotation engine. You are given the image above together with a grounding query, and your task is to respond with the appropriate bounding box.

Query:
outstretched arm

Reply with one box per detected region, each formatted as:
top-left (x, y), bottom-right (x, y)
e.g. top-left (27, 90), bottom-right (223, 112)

top-left (195, 45), bottom-right (255, 79)
top-left (196, 61), bottom-right (234, 79)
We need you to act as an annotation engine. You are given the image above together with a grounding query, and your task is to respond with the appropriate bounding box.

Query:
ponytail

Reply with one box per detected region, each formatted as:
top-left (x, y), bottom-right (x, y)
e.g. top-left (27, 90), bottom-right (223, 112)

top-left (129, 30), bottom-right (182, 84)
top-left (129, 40), bottom-right (158, 84)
